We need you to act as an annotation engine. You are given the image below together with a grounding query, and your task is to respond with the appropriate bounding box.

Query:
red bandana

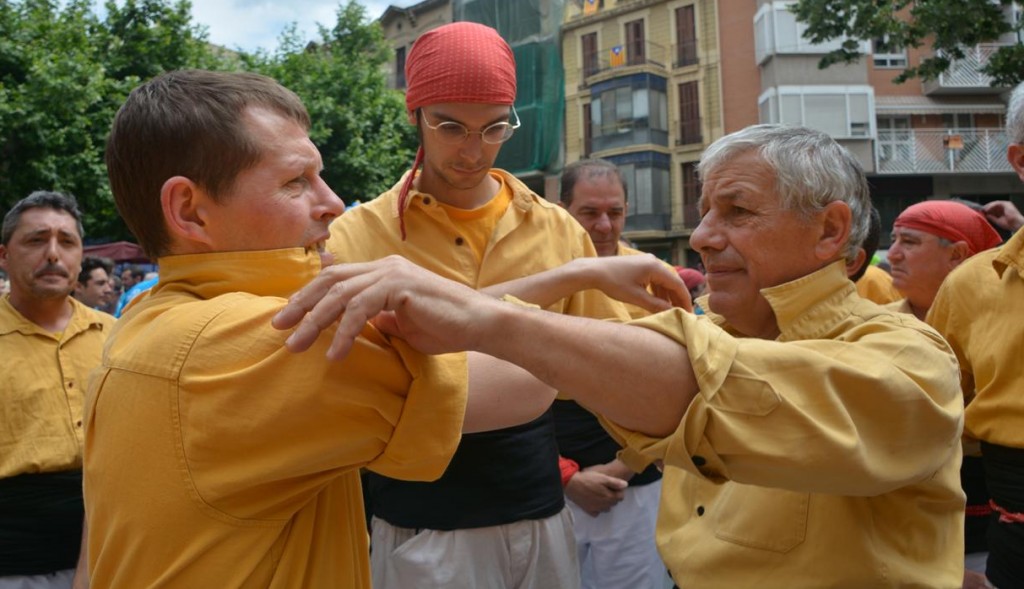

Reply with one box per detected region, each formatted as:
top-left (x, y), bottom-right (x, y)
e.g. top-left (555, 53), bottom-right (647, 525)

top-left (894, 200), bottom-right (1002, 256)
top-left (397, 22), bottom-right (517, 239)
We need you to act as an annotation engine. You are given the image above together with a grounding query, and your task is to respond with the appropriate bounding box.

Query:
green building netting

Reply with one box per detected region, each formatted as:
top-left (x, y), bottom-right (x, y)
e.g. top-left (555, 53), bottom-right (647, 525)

top-left (454, 0), bottom-right (566, 176)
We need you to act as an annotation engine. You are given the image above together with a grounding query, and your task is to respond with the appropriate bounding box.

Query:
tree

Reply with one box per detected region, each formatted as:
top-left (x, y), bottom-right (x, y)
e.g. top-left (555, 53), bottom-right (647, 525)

top-left (0, 0), bottom-right (223, 241)
top-left (791, 0), bottom-right (1024, 87)
top-left (245, 1), bottom-right (417, 204)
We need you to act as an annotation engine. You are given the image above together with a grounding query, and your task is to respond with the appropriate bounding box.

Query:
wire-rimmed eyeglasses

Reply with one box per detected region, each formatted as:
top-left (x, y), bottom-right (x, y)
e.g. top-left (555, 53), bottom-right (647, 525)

top-left (420, 106), bottom-right (521, 145)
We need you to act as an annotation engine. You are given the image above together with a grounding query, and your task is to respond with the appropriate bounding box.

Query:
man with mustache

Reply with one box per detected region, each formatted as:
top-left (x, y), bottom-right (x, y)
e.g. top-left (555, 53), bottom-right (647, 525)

top-left (280, 124), bottom-right (966, 587)
top-left (0, 191), bottom-right (111, 589)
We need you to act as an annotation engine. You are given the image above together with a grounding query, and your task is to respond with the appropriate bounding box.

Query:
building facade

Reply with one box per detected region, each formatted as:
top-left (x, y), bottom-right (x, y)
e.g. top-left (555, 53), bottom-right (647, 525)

top-left (563, 0), bottom-right (722, 265)
top-left (746, 0), bottom-right (1023, 247)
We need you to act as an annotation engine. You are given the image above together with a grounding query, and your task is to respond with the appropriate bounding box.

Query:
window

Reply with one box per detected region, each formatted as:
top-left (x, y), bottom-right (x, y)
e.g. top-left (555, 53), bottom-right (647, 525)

top-left (675, 5), bottom-right (697, 67)
top-left (588, 75), bottom-right (669, 153)
top-left (872, 35), bottom-right (907, 68)
top-left (877, 116), bottom-right (913, 163)
top-left (759, 86), bottom-right (874, 138)
top-left (682, 161), bottom-right (701, 229)
top-left (753, 1), bottom-right (863, 63)
top-left (581, 32), bottom-right (599, 77)
top-left (609, 153), bottom-right (671, 219)
top-left (395, 46), bottom-right (407, 88)
top-left (625, 19), bottom-right (645, 65)
top-left (677, 81), bottom-right (702, 144)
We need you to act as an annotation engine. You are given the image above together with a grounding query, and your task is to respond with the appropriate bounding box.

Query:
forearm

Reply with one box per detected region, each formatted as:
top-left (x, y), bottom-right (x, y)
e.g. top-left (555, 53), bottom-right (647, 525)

top-left (480, 258), bottom-right (591, 308)
top-left (474, 302), bottom-right (696, 437)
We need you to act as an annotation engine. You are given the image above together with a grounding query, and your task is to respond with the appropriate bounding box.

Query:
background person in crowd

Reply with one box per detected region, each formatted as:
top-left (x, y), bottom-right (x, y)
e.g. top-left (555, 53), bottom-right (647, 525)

top-left (884, 200), bottom-right (1002, 587)
top-left (100, 273), bottom-right (121, 315)
top-left (888, 200), bottom-right (1001, 321)
top-left (113, 265), bottom-right (144, 316)
top-left (72, 256), bottom-right (113, 311)
top-left (556, 158), bottom-right (666, 589)
top-left (325, 22), bottom-right (629, 589)
top-left (0, 191), bottom-right (112, 589)
top-left (85, 68), bottom-right (580, 589)
top-left (279, 124), bottom-right (965, 588)
top-left (928, 81), bottom-right (1024, 589)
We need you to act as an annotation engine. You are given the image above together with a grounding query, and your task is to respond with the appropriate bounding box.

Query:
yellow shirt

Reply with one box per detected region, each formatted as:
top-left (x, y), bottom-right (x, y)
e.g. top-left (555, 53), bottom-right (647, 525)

top-left (608, 261), bottom-right (965, 588)
top-left (0, 296), bottom-right (112, 478)
top-left (329, 168), bottom-right (627, 320)
top-left (83, 249), bottom-right (467, 589)
top-left (856, 264), bottom-right (902, 304)
top-left (438, 171), bottom-right (513, 263)
top-left (928, 227), bottom-right (1024, 449)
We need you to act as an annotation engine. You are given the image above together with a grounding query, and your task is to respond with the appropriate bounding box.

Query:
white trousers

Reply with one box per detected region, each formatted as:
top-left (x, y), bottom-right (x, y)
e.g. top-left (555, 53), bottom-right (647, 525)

top-left (370, 508), bottom-right (580, 589)
top-left (0, 569), bottom-right (74, 589)
top-left (568, 480), bottom-right (665, 589)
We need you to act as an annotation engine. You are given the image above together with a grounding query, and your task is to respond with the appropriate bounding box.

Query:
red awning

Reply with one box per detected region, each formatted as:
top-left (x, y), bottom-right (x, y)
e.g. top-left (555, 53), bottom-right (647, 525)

top-left (83, 241), bottom-right (149, 263)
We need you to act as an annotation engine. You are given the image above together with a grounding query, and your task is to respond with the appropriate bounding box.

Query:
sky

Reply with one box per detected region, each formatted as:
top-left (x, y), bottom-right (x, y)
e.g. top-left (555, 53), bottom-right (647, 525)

top-left (189, 0), bottom-right (397, 53)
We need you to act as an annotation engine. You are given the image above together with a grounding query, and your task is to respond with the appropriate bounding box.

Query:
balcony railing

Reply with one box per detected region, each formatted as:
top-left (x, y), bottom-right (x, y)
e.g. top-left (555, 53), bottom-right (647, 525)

top-left (673, 40), bottom-right (698, 68)
top-left (875, 128), bottom-right (1013, 174)
top-left (923, 43), bottom-right (1010, 94)
top-left (582, 41), bottom-right (668, 80)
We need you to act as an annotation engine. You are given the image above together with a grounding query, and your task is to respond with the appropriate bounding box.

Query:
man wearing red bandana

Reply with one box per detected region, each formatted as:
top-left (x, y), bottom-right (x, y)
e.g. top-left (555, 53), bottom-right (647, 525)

top-left (928, 82), bottom-right (1024, 589)
top-left (326, 22), bottom-right (627, 589)
top-left (887, 199), bottom-right (1002, 321)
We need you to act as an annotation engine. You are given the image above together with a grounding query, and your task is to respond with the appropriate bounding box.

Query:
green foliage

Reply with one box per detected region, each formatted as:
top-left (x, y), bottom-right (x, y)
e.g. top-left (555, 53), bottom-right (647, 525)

top-left (245, 1), bottom-right (417, 204)
top-left (0, 0), bottom-right (218, 241)
top-left (0, 0), bottom-right (414, 243)
top-left (791, 0), bottom-right (1024, 86)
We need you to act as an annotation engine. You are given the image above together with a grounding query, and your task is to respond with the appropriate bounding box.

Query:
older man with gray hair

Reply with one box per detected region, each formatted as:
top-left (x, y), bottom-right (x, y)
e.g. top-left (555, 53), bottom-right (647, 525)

top-left (928, 81), bottom-right (1024, 589)
top-left (278, 124), bottom-right (966, 587)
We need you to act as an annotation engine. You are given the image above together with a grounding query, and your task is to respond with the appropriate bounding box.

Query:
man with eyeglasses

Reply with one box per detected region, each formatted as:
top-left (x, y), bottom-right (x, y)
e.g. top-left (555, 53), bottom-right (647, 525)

top-left (326, 21), bottom-right (628, 589)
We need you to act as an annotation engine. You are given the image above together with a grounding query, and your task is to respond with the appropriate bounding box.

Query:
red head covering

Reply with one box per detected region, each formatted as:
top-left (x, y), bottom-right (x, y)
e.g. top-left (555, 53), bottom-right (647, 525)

top-left (675, 267), bottom-right (706, 290)
top-left (397, 22), bottom-right (518, 239)
top-left (893, 200), bottom-right (1002, 256)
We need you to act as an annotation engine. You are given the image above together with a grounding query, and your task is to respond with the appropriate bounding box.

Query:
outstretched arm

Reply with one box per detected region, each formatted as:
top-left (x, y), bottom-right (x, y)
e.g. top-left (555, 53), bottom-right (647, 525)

top-left (273, 256), bottom-right (697, 437)
top-left (480, 255), bottom-right (691, 312)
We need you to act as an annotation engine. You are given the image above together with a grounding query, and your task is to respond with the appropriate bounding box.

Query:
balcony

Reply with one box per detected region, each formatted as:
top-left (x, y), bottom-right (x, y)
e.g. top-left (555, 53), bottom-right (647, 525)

top-left (875, 128), bottom-right (1013, 174)
top-left (673, 40), bottom-right (698, 69)
top-left (581, 41), bottom-right (668, 85)
top-left (923, 44), bottom-right (1011, 95)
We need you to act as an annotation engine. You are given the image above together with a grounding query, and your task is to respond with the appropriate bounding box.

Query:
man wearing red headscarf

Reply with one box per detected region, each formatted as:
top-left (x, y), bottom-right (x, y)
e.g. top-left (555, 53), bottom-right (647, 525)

top-left (887, 200), bottom-right (1001, 321)
top-left (326, 22), bottom-right (627, 589)
top-left (928, 81), bottom-right (1024, 589)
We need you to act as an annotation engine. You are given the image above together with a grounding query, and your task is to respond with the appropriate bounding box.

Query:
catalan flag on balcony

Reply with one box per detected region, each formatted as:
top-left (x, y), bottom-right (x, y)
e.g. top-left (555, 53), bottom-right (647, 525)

top-left (583, 0), bottom-right (599, 15)
top-left (609, 45), bottom-right (625, 67)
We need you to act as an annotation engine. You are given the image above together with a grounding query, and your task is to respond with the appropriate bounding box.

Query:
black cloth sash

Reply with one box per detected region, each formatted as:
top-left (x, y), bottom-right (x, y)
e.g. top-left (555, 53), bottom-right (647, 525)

top-left (979, 442), bottom-right (1024, 588)
top-left (0, 470), bottom-right (84, 575)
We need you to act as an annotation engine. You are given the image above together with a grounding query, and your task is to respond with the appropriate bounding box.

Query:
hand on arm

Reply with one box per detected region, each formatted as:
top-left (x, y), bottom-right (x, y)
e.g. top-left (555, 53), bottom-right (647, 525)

top-left (481, 255), bottom-right (692, 313)
top-left (272, 255), bottom-right (698, 437)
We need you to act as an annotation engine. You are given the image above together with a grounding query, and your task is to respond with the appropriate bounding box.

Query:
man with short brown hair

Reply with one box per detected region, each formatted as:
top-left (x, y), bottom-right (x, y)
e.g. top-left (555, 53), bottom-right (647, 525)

top-left (0, 190), bottom-right (109, 589)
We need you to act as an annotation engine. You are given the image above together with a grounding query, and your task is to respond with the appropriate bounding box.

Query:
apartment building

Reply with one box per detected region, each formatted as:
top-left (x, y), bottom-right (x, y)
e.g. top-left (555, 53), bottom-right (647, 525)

top-left (563, 0), bottom-right (722, 265)
top-left (741, 0), bottom-right (1023, 244)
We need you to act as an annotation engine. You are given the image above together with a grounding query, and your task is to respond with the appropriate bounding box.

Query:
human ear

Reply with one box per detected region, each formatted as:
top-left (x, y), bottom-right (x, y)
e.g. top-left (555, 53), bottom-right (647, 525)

top-left (160, 176), bottom-right (215, 249)
top-left (1008, 144), bottom-right (1024, 183)
top-left (815, 201), bottom-right (853, 261)
top-left (948, 241), bottom-right (971, 268)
